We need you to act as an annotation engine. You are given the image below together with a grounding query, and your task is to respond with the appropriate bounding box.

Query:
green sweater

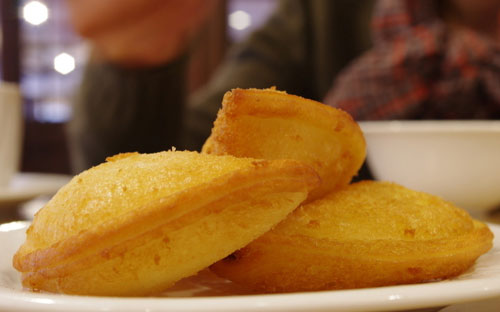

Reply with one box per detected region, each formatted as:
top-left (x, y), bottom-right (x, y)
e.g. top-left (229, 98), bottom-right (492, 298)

top-left (69, 0), bottom-right (374, 171)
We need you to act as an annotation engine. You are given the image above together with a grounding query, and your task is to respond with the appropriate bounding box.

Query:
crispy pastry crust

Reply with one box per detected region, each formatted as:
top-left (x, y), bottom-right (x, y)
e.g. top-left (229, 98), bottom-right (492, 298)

top-left (211, 181), bottom-right (494, 292)
top-left (202, 88), bottom-right (366, 200)
top-left (13, 151), bottom-right (319, 296)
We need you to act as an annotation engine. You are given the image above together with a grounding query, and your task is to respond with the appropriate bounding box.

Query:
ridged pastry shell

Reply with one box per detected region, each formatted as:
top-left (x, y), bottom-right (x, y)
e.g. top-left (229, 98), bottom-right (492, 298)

top-left (202, 88), bottom-right (366, 200)
top-left (13, 151), bottom-right (319, 296)
top-left (211, 181), bottom-right (494, 292)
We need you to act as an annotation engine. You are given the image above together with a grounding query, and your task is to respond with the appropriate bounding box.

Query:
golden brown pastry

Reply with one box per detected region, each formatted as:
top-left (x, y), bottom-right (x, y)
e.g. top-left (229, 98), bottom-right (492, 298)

top-left (202, 88), bottom-right (366, 200)
top-left (13, 151), bottom-right (319, 296)
top-left (211, 181), bottom-right (494, 292)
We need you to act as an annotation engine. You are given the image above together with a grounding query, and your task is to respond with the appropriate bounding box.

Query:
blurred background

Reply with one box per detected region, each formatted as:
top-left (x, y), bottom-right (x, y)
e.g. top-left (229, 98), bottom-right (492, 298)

top-left (0, 0), bottom-right (278, 175)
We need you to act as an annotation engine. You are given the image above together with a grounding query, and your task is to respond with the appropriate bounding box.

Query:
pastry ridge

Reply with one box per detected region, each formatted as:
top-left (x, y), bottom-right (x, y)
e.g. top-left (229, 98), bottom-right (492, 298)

top-left (211, 181), bottom-right (494, 292)
top-left (203, 88), bottom-right (366, 200)
top-left (13, 150), bottom-right (319, 296)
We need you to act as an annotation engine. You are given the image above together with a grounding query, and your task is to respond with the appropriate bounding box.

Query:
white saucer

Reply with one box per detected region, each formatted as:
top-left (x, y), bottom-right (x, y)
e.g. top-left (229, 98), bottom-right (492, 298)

top-left (0, 173), bottom-right (71, 206)
top-left (1, 222), bottom-right (500, 312)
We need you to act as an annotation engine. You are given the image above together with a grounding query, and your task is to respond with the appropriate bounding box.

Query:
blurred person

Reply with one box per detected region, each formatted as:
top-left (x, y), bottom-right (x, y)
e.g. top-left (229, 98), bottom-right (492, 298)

top-left (67, 0), bottom-right (500, 172)
top-left (66, 0), bottom-right (375, 171)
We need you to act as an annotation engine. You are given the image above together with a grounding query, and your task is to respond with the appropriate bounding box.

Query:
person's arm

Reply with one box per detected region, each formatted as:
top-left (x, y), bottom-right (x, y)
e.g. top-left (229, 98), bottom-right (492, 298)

top-left (66, 0), bottom-right (219, 66)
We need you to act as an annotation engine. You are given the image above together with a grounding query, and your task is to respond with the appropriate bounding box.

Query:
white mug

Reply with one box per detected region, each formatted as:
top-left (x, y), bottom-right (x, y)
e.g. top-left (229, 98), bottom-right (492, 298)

top-left (0, 82), bottom-right (23, 187)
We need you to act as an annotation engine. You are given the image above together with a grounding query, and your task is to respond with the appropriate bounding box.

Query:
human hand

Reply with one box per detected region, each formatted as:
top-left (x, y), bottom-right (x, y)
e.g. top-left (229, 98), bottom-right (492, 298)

top-left (66, 0), bottom-right (220, 66)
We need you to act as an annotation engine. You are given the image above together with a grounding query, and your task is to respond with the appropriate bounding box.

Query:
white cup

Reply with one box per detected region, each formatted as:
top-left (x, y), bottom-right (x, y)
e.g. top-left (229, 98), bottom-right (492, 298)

top-left (0, 82), bottom-right (23, 187)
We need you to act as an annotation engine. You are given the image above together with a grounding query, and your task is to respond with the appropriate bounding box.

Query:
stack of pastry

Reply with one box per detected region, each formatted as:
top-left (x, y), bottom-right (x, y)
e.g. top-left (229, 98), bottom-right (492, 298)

top-left (13, 88), bottom-right (493, 296)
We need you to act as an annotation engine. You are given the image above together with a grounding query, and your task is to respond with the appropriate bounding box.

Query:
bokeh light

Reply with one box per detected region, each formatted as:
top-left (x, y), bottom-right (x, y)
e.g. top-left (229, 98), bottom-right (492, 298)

top-left (228, 10), bottom-right (252, 31)
top-left (23, 1), bottom-right (49, 26)
top-left (53, 53), bottom-right (75, 75)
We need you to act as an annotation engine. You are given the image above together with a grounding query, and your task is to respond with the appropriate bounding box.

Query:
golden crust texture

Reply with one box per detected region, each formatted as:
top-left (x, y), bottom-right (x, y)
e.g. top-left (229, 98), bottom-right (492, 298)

top-left (211, 181), bottom-right (494, 292)
top-left (13, 151), bottom-right (319, 296)
top-left (202, 88), bottom-right (366, 200)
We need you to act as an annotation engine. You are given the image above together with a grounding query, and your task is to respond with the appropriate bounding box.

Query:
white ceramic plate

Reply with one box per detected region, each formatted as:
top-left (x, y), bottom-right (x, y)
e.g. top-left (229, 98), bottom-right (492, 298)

top-left (0, 173), bottom-right (71, 206)
top-left (1, 222), bottom-right (499, 312)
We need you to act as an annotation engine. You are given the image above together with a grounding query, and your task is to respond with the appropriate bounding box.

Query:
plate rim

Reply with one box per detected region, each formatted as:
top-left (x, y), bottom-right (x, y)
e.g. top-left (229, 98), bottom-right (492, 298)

top-left (358, 120), bottom-right (500, 134)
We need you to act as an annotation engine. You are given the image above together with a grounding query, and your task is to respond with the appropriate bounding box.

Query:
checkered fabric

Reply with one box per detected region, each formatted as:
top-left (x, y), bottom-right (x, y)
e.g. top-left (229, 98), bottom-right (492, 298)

top-left (324, 0), bottom-right (500, 120)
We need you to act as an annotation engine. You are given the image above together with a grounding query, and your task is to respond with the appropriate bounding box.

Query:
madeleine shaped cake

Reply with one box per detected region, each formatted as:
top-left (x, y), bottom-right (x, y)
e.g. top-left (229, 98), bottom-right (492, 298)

top-left (13, 151), bottom-right (319, 296)
top-left (211, 181), bottom-right (494, 292)
top-left (202, 88), bottom-right (366, 200)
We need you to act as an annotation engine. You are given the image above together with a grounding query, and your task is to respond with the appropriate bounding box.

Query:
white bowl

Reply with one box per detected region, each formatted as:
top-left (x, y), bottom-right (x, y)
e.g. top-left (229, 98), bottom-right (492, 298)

top-left (359, 120), bottom-right (500, 215)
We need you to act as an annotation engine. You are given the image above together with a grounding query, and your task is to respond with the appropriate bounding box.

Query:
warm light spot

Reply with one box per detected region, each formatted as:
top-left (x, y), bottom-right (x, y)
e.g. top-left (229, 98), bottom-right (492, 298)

top-left (54, 53), bottom-right (75, 75)
top-left (23, 1), bottom-right (49, 26)
top-left (228, 10), bottom-right (252, 31)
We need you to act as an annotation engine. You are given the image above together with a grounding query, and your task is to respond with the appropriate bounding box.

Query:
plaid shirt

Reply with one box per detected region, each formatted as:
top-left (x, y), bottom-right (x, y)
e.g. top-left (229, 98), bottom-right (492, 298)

top-left (324, 0), bottom-right (500, 120)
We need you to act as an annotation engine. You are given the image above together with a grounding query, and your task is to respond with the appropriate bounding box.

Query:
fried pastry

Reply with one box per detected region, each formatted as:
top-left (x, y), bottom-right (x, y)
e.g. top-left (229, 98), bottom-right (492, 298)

top-left (13, 151), bottom-right (319, 296)
top-left (211, 181), bottom-right (494, 292)
top-left (202, 88), bottom-right (366, 200)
